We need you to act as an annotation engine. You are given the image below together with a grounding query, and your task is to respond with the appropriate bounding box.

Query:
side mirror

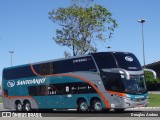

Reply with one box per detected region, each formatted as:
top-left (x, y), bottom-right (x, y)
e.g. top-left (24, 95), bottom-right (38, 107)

top-left (143, 68), bottom-right (157, 79)
top-left (102, 68), bottom-right (130, 80)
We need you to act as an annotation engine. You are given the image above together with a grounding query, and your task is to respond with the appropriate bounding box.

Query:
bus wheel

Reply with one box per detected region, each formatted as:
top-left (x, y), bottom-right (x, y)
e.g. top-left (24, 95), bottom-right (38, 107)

top-left (91, 99), bottom-right (103, 112)
top-left (77, 100), bottom-right (88, 112)
top-left (24, 101), bottom-right (32, 112)
top-left (15, 102), bottom-right (23, 112)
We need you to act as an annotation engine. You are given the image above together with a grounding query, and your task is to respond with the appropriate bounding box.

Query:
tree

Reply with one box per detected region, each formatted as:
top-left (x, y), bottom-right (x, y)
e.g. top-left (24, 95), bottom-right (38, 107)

top-left (49, 1), bottom-right (118, 56)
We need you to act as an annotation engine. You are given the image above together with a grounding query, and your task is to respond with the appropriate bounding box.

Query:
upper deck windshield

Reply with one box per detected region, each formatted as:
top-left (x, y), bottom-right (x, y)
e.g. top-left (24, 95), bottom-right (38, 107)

top-left (92, 52), bottom-right (142, 71)
top-left (113, 52), bottom-right (142, 71)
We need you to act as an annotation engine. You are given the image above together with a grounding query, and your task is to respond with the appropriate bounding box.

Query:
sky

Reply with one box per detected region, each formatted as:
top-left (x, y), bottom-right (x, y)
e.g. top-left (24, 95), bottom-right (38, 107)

top-left (0, 0), bottom-right (160, 81)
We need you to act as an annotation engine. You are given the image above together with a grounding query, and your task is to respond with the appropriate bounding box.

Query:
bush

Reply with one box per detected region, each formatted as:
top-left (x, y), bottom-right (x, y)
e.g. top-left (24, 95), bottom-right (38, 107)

top-left (145, 71), bottom-right (160, 91)
top-left (146, 80), bottom-right (160, 91)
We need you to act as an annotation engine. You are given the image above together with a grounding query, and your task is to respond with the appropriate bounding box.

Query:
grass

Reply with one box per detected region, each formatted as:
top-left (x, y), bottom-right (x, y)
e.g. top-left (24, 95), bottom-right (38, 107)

top-left (0, 97), bottom-right (2, 103)
top-left (148, 93), bottom-right (160, 107)
top-left (0, 94), bottom-right (159, 107)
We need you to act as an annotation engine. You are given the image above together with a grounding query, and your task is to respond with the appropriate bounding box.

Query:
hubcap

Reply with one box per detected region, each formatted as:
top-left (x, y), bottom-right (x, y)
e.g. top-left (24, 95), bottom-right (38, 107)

top-left (17, 103), bottom-right (22, 111)
top-left (25, 103), bottom-right (31, 111)
top-left (94, 102), bottom-right (102, 111)
top-left (80, 102), bottom-right (88, 111)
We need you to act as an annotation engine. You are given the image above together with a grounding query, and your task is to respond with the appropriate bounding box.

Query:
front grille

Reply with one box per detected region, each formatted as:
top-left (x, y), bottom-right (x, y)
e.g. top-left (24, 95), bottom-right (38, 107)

top-left (131, 98), bottom-right (146, 102)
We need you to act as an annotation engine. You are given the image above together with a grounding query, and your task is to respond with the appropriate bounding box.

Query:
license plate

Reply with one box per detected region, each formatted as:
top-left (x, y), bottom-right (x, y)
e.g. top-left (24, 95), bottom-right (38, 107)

top-left (137, 104), bottom-right (143, 107)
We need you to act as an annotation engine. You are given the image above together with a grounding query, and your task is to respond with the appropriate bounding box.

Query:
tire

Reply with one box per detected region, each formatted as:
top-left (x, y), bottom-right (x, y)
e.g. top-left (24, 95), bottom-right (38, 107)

top-left (23, 101), bottom-right (32, 112)
top-left (77, 100), bottom-right (88, 112)
top-left (15, 102), bottom-right (23, 112)
top-left (91, 99), bottom-right (103, 112)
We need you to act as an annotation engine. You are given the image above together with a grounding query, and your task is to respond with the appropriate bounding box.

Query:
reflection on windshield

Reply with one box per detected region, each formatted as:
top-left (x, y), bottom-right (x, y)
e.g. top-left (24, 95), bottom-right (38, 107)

top-left (124, 75), bottom-right (147, 94)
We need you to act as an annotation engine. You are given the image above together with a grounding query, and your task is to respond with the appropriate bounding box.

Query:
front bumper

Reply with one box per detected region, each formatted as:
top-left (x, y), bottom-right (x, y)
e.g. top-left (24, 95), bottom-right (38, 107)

top-left (124, 98), bottom-right (149, 108)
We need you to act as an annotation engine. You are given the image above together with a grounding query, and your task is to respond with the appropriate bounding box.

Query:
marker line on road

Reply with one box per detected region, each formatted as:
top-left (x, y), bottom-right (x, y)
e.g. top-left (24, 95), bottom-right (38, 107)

top-left (127, 107), bottom-right (160, 110)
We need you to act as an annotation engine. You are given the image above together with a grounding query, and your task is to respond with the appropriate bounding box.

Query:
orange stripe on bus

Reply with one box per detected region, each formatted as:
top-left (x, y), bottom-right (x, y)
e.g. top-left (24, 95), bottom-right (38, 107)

top-left (30, 64), bottom-right (111, 109)
top-left (7, 96), bottom-right (32, 99)
top-left (106, 90), bottom-right (126, 97)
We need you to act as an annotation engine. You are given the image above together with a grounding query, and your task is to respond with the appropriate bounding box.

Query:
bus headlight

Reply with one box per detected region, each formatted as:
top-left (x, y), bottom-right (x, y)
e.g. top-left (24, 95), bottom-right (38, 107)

top-left (124, 97), bottom-right (131, 101)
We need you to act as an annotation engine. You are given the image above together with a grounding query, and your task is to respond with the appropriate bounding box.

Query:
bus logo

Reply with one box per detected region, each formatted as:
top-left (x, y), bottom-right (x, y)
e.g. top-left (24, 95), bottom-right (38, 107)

top-left (125, 56), bottom-right (133, 62)
top-left (7, 80), bottom-right (15, 87)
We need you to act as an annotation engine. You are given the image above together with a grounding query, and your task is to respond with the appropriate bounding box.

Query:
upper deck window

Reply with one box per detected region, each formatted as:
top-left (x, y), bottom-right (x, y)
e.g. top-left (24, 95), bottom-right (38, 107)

top-left (3, 65), bottom-right (35, 80)
top-left (113, 52), bottom-right (142, 71)
top-left (33, 56), bottom-right (97, 75)
top-left (55, 56), bottom-right (97, 74)
top-left (92, 53), bottom-right (117, 70)
top-left (92, 52), bottom-right (142, 71)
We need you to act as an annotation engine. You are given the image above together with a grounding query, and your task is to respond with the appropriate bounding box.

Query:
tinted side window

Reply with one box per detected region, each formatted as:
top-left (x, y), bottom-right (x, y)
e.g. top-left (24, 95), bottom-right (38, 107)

top-left (92, 53), bottom-right (117, 70)
top-left (72, 56), bottom-right (97, 72)
top-left (102, 72), bottom-right (124, 92)
top-left (28, 82), bottom-right (96, 96)
top-left (33, 56), bottom-right (97, 75)
top-left (3, 65), bottom-right (35, 80)
top-left (55, 56), bottom-right (97, 74)
top-left (33, 62), bottom-right (55, 75)
top-left (55, 59), bottom-right (74, 74)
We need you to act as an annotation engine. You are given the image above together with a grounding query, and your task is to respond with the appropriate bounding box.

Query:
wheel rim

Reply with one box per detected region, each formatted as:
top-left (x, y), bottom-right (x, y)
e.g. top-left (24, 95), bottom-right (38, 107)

top-left (80, 102), bottom-right (88, 111)
top-left (25, 103), bottom-right (31, 111)
top-left (17, 103), bottom-right (22, 111)
top-left (94, 101), bottom-right (102, 111)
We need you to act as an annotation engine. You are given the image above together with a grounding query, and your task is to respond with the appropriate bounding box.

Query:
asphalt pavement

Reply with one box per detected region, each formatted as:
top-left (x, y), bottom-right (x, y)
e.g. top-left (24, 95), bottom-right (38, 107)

top-left (148, 91), bottom-right (160, 94)
top-left (0, 103), bottom-right (160, 119)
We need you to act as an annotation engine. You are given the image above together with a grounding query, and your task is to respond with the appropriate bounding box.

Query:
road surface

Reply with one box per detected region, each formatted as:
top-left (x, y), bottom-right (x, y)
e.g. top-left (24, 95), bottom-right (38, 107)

top-left (0, 103), bottom-right (160, 120)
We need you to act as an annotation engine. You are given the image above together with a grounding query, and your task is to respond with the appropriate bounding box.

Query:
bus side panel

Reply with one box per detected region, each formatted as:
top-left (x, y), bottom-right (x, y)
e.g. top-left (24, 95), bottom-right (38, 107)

top-left (2, 72), bottom-right (108, 110)
top-left (27, 75), bottom-right (101, 109)
top-left (3, 97), bottom-right (38, 110)
top-left (69, 72), bottom-right (110, 109)
top-left (3, 97), bottom-right (11, 109)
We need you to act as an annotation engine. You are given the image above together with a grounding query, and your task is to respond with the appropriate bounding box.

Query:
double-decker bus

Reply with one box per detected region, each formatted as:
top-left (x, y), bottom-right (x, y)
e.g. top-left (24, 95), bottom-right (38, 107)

top-left (2, 52), bottom-right (156, 112)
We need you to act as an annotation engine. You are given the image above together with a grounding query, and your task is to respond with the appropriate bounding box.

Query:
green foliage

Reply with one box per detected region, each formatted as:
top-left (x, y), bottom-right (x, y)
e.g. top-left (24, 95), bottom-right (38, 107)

top-left (49, 0), bottom-right (118, 56)
top-left (64, 51), bottom-right (71, 58)
top-left (145, 71), bottom-right (160, 91)
top-left (0, 97), bottom-right (2, 103)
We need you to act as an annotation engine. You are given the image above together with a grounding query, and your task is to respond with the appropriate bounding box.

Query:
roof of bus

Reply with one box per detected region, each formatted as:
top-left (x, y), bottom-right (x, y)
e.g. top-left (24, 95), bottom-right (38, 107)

top-left (3, 53), bottom-right (91, 70)
top-left (26, 51), bottom-right (131, 65)
top-left (3, 51), bottom-right (132, 70)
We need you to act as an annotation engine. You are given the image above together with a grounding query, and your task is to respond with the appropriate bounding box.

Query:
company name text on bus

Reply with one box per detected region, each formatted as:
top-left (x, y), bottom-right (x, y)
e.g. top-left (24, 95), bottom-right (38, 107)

top-left (7, 78), bottom-right (46, 87)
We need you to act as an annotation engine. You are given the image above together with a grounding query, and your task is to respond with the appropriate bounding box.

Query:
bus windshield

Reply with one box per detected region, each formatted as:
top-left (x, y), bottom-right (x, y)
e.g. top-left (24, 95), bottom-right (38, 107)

top-left (101, 72), bottom-right (147, 95)
top-left (113, 52), bottom-right (142, 71)
top-left (123, 75), bottom-right (147, 94)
